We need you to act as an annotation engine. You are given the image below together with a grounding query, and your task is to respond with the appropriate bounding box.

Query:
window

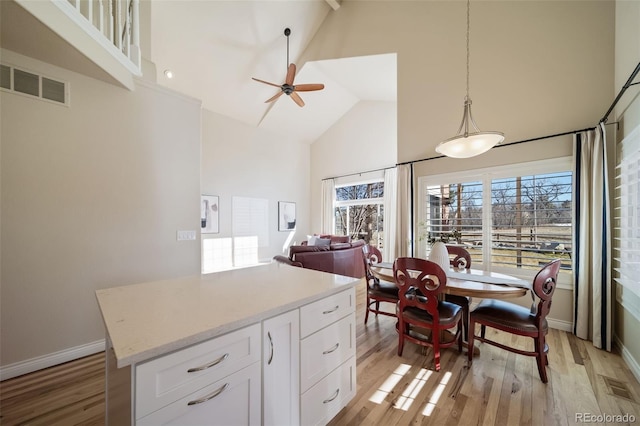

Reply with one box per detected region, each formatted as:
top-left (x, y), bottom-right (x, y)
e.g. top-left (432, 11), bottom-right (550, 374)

top-left (615, 125), bottom-right (640, 297)
top-left (418, 158), bottom-right (573, 282)
top-left (335, 180), bottom-right (384, 247)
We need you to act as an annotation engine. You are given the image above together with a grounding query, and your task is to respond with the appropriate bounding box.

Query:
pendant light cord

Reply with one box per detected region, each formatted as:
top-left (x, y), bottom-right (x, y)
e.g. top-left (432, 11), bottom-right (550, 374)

top-left (465, 0), bottom-right (470, 102)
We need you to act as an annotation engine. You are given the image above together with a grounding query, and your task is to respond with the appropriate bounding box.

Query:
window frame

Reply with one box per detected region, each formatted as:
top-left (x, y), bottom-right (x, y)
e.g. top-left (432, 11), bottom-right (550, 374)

top-left (334, 178), bottom-right (384, 245)
top-left (417, 156), bottom-right (573, 289)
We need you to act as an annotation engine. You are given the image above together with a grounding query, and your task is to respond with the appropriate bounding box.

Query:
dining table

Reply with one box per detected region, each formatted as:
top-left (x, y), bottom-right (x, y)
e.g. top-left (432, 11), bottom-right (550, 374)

top-left (369, 262), bottom-right (530, 300)
top-left (369, 262), bottom-right (532, 356)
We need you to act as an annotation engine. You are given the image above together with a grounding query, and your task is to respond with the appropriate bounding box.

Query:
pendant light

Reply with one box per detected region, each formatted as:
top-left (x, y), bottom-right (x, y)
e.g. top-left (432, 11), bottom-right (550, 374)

top-left (436, 0), bottom-right (504, 159)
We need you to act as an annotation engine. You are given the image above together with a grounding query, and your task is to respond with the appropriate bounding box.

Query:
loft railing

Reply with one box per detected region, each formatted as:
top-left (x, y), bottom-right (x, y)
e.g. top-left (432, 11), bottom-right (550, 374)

top-left (65, 0), bottom-right (140, 70)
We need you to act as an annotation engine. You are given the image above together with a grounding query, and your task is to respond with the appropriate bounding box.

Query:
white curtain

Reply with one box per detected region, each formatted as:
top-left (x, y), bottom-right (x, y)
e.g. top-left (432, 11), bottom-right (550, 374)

top-left (573, 124), bottom-right (612, 351)
top-left (383, 168), bottom-right (397, 262)
top-left (321, 178), bottom-right (335, 235)
top-left (395, 164), bottom-right (412, 258)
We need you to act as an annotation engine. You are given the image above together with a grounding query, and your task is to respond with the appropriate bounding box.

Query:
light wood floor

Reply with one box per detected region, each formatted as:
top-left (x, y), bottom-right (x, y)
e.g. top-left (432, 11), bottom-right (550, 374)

top-left (2, 284), bottom-right (640, 425)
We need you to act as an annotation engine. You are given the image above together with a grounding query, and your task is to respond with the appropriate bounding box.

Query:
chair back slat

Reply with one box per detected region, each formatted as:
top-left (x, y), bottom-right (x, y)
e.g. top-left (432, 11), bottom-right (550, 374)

top-left (533, 259), bottom-right (562, 325)
top-left (446, 245), bottom-right (472, 269)
top-left (394, 257), bottom-right (447, 318)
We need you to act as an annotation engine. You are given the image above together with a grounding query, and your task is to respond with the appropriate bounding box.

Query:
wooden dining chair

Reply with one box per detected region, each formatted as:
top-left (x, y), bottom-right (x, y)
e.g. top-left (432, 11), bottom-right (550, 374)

top-left (395, 257), bottom-right (463, 372)
top-left (444, 245), bottom-right (472, 339)
top-left (467, 259), bottom-right (562, 383)
top-left (362, 244), bottom-right (398, 324)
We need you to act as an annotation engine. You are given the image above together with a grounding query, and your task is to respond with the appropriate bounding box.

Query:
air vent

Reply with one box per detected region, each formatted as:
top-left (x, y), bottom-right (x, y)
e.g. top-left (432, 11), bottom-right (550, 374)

top-left (0, 63), bottom-right (68, 105)
top-left (0, 65), bottom-right (10, 89)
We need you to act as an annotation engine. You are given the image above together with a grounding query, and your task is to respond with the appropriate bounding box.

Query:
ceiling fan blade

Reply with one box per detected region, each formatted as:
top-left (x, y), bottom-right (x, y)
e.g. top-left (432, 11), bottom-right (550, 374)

top-left (264, 91), bottom-right (284, 103)
top-left (252, 77), bottom-right (282, 88)
top-left (285, 63), bottom-right (296, 86)
top-left (290, 91), bottom-right (305, 107)
top-left (293, 84), bottom-right (325, 92)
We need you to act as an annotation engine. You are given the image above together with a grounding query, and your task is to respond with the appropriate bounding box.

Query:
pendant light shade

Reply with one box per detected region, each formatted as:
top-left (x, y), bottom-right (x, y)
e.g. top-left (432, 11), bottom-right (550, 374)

top-left (436, 97), bottom-right (504, 158)
top-left (436, 0), bottom-right (504, 159)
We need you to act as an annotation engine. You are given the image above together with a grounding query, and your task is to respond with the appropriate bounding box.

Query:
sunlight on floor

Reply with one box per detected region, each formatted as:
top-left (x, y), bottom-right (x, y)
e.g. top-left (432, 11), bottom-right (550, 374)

top-left (422, 371), bottom-right (452, 416)
top-left (367, 362), bottom-right (453, 416)
top-left (369, 363), bottom-right (412, 404)
top-left (393, 367), bottom-right (432, 411)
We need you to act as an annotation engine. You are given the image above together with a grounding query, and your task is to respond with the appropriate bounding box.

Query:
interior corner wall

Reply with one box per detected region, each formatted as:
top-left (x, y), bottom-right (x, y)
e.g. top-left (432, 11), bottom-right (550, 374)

top-left (613, 0), bottom-right (640, 375)
top-left (200, 109), bottom-right (311, 257)
top-left (310, 101), bottom-right (397, 232)
top-left (0, 50), bottom-right (201, 369)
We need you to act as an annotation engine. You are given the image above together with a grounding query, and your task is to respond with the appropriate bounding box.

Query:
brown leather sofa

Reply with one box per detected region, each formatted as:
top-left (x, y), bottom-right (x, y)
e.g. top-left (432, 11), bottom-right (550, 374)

top-left (273, 236), bottom-right (366, 278)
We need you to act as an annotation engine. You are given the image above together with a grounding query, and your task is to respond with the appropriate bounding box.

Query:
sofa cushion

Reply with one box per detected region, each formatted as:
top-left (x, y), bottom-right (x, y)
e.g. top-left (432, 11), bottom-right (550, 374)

top-left (290, 245), bottom-right (330, 256)
top-left (315, 238), bottom-right (331, 246)
top-left (330, 242), bottom-right (352, 250)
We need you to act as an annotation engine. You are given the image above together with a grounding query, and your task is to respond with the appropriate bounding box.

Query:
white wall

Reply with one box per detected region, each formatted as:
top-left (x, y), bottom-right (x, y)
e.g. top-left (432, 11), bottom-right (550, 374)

top-left (0, 50), bottom-right (201, 371)
top-left (201, 109), bottom-right (311, 258)
top-left (310, 100), bottom-right (397, 231)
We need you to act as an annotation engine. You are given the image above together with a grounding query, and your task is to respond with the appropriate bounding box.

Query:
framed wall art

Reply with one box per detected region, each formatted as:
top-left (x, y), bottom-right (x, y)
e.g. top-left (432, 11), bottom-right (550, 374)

top-left (278, 201), bottom-right (296, 231)
top-left (201, 195), bottom-right (219, 234)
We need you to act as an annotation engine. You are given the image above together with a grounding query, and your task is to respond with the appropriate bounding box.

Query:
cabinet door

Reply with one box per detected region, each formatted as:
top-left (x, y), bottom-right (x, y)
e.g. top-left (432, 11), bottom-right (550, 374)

top-left (136, 362), bottom-right (261, 425)
top-left (263, 309), bottom-right (300, 426)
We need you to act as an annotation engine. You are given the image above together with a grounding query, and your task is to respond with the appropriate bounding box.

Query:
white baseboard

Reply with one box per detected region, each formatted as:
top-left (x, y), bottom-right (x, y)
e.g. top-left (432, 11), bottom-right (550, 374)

top-left (547, 318), bottom-right (573, 332)
top-left (615, 335), bottom-right (640, 385)
top-left (0, 339), bottom-right (105, 381)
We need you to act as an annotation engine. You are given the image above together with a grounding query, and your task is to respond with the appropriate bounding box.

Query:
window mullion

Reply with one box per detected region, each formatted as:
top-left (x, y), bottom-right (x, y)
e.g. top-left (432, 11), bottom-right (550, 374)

top-left (482, 174), bottom-right (493, 268)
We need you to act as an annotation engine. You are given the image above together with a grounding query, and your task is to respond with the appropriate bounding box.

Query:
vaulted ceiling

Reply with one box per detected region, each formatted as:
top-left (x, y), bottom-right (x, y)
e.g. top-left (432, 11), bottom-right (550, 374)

top-left (148, 0), bottom-right (397, 142)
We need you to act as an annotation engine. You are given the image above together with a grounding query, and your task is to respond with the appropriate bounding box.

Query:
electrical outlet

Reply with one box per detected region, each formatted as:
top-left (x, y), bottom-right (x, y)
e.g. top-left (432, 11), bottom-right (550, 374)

top-left (177, 230), bottom-right (197, 241)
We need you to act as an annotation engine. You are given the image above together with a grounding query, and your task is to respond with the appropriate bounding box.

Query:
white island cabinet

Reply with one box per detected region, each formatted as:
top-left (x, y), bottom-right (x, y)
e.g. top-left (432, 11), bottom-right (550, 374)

top-left (95, 262), bottom-right (360, 426)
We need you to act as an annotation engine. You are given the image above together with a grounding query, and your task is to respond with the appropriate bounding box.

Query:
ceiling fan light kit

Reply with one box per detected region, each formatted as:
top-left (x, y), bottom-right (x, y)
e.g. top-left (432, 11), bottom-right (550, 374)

top-left (436, 0), bottom-right (504, 158)
top-left (251, 28), bottom-right (324, 107)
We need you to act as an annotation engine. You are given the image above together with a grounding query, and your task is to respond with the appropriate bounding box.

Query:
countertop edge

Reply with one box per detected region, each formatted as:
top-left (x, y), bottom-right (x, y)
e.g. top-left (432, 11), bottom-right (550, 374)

top-left (111, 279), bottom-right (359, 368)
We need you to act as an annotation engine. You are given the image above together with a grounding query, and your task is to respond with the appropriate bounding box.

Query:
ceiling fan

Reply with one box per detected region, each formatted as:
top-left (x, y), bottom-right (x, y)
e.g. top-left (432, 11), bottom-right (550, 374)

top-left (252, 28), bottom-right (324, 107)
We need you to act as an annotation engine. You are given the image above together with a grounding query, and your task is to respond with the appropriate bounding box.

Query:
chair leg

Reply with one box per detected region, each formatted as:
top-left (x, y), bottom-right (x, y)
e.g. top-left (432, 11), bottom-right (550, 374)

top-left (480, 324), bottom-right (486, 339)
top-left (433, 327), bottom-right (441, 372)
top-left (457, 320), bottom-right (463, 353)
top-left (467, 318), bottom-right (475, 363)
top-left (398, 319), bottom-right (405, 356)
top-left (375, 301), bottom-right (380, 316)
top-left (364, 295), bottom-right (370, 325)
top-left (461, 305), bottom-right (469, 343)
top-left (535, 335), bottom-right (548, 383)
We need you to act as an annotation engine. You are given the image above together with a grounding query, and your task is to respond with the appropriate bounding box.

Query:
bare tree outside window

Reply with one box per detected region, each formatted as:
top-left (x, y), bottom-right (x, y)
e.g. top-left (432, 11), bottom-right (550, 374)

top-left (335, 182), bottom-right (384, 247)
top-left (422, 170), bottom-right (573, 274)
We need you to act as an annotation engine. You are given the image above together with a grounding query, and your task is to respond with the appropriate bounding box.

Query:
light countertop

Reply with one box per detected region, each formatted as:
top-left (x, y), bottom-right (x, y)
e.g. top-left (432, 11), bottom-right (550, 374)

top-left (95, 262), bottom-right (361, 368)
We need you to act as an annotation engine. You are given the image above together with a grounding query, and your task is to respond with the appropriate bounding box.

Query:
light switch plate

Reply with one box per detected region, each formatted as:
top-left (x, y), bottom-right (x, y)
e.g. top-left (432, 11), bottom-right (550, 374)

top-left (177, 230), bottom-right (197, 241)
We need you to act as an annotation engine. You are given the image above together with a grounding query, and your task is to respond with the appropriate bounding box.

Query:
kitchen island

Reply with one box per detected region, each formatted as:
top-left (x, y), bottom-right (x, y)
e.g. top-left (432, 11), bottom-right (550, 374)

top-left (96, 261), bottom-right (361, 425)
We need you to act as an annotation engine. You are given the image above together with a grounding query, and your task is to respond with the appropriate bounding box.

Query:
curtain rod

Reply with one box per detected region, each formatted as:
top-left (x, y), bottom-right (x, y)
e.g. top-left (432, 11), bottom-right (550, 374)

top-left (600, 61), bottom-right (640, 124)
top-left (396, 126), bottom-right (598, 166)
top-left (323, 123), bottom-right (615, 180)
top-left (322, 165), bottom-right (396, 181)
top-left (322, 60), bottom-right (640, 180)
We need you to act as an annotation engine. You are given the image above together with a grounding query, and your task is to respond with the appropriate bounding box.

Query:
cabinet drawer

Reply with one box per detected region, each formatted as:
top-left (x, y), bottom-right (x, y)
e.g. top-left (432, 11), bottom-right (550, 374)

top-left (300, 356), bottom-right (356, 426)
top-left (300, 313), bottom-right (356, 393)
top-left (137, 361), bottom-right (261, 426)
top-left (300, 288), bottom-right (355, 338)
top-left (135, 324), bottom-right (260, 419)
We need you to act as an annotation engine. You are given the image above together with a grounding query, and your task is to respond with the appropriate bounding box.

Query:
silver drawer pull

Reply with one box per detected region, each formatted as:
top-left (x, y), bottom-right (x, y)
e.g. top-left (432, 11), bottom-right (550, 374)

top-left (322, 343), bottom-right (340, 355)
top-left (187, 353), bottom-right (229, 373)
top-left (323, 388), bottom-right (340, 404)
top-left (267, 332), bottom-right (274, 365)
top-left (322, 305), bottom-right (339, 315)
top-left (187, 383), bottom-right (229, 406)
